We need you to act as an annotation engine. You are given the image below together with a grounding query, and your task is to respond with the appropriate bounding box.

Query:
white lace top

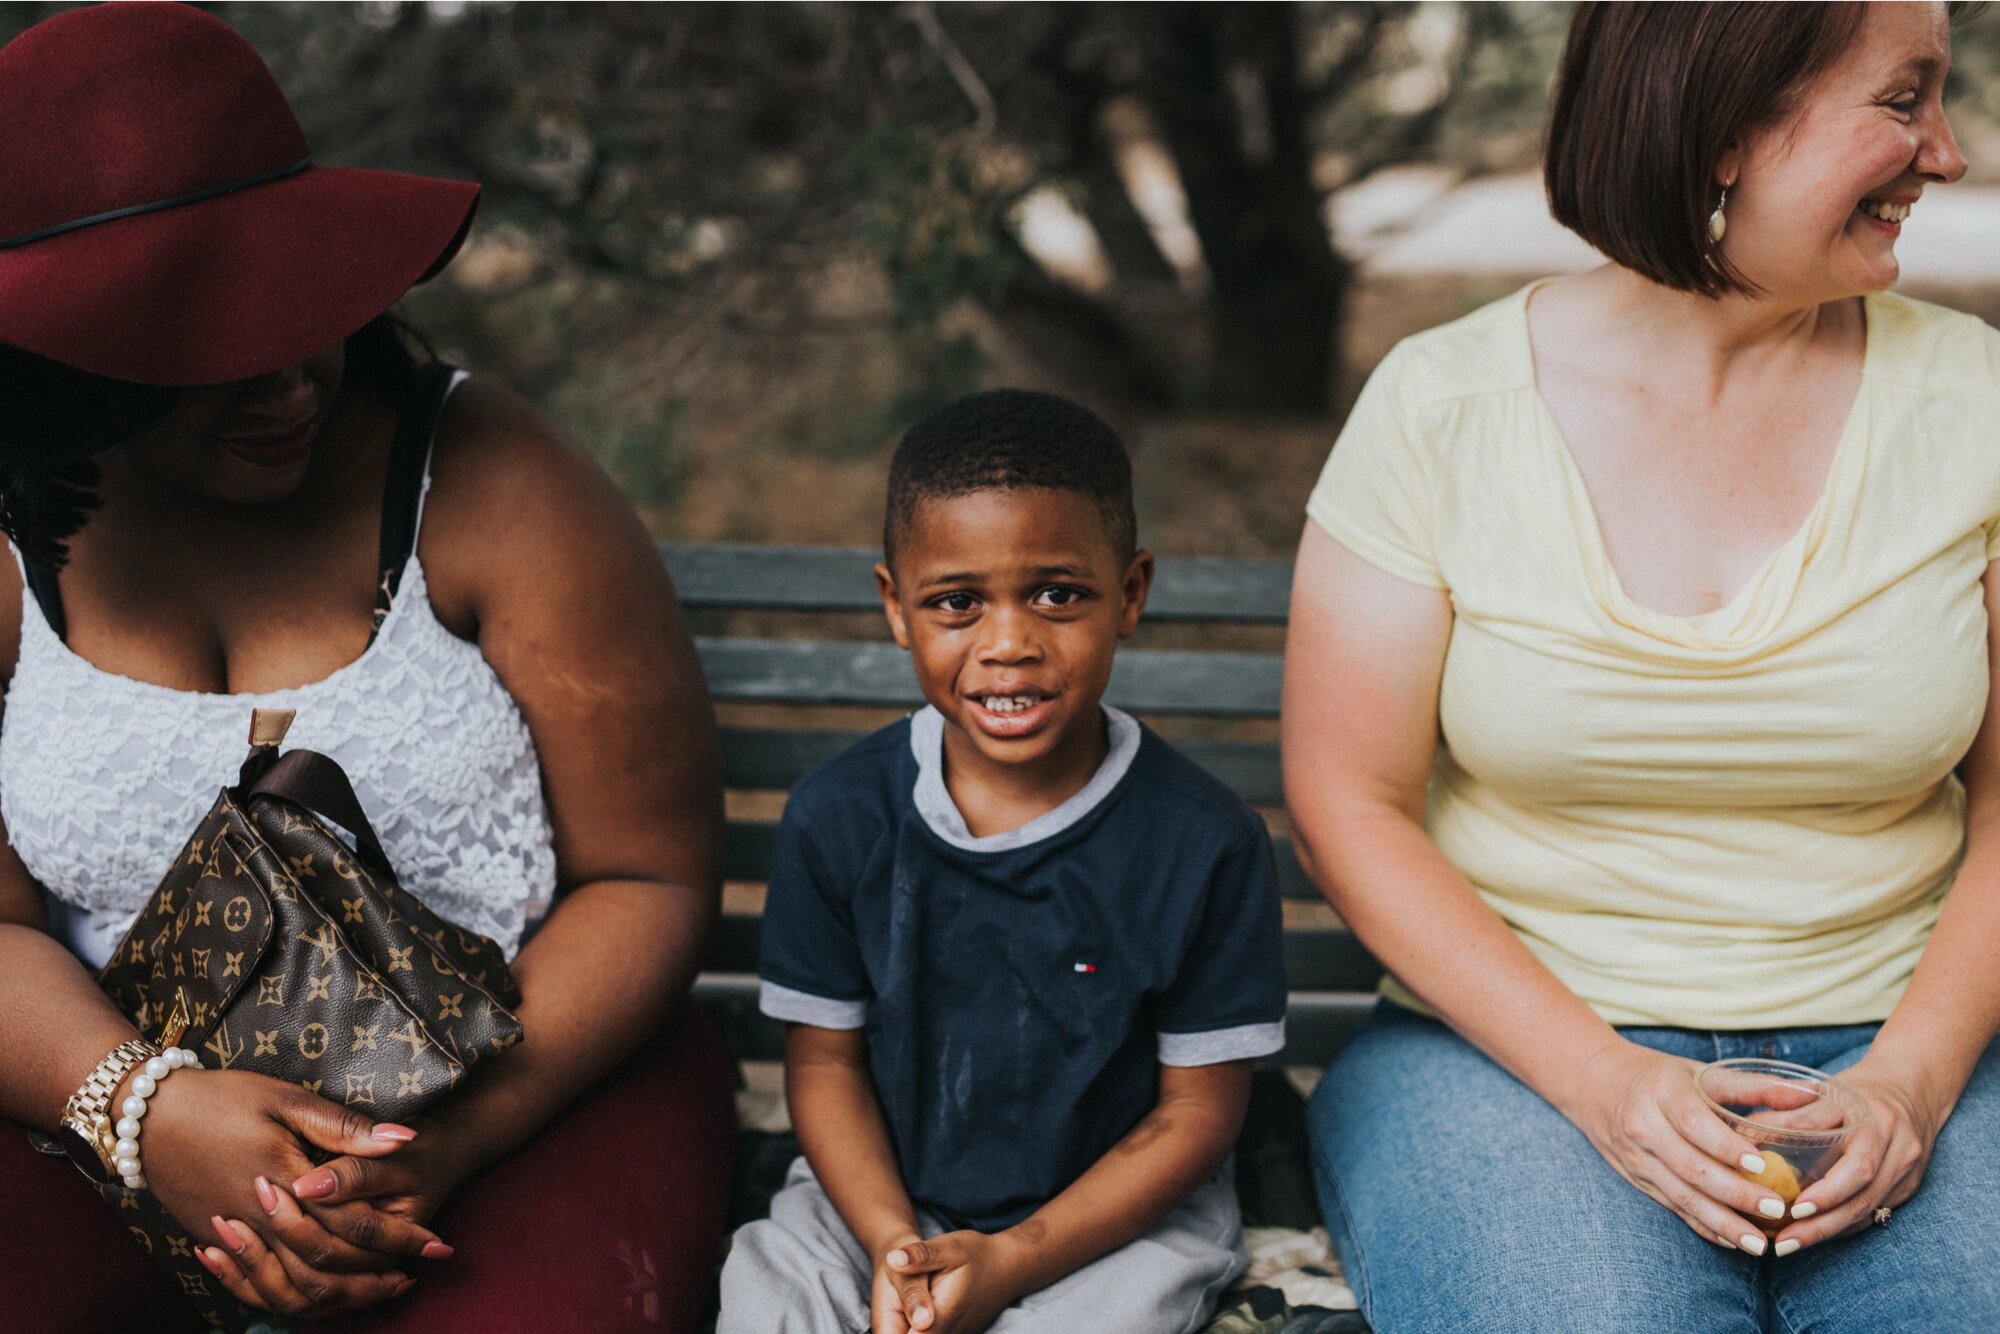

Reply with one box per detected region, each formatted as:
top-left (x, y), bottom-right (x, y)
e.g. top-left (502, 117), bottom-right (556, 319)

top-left (0, 413), bottom-right (559, 970)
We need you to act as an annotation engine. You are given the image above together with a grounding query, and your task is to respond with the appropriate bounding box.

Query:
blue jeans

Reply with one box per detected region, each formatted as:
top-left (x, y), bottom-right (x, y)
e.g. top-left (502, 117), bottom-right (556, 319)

top-left (1307, 1003), bottom-right (2000, 1333)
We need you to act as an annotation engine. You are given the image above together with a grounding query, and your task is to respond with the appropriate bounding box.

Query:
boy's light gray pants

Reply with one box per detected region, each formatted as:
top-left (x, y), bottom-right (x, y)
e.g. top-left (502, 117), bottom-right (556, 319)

top-left (718, 1157), bottom-right (1247, 1334)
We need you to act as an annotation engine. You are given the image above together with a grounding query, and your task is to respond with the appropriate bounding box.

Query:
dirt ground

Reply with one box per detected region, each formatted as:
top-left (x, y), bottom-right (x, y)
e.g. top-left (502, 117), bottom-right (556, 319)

top-left (639, 271), bottom-right (2000, 564)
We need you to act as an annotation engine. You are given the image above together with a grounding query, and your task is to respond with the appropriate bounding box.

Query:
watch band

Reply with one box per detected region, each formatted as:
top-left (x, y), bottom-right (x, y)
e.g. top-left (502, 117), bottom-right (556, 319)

top-left (58, 1038), bottom-right (159, 1177)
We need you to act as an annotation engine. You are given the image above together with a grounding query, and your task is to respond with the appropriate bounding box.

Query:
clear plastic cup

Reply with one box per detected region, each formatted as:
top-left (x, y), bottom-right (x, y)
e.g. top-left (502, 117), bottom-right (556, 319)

top-left (1695, 1057), bottom-right (1868, 1236)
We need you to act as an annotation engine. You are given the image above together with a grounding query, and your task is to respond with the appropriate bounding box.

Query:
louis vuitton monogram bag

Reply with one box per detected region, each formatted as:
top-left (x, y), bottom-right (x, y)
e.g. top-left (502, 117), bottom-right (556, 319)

top-left (62, 707), bottom-right (524, 1322)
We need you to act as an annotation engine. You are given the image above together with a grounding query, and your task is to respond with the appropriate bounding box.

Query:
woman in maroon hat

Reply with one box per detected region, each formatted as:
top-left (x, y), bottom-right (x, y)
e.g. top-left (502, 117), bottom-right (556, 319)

top-left (0, 5), bottom-right (733, 1331)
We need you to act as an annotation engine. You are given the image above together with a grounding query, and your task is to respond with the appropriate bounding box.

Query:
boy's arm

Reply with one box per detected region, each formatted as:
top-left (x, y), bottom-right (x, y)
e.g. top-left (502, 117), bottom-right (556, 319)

top-left (888, 1059), bottom-right (1252, 1332)
top-left (787, 1023), bottom-right (937, 1331)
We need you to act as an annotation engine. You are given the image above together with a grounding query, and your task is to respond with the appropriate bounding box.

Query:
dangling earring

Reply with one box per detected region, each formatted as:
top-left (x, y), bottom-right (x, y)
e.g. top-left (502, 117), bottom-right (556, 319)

top-left (1708, 184), bottom-right (1730, 244)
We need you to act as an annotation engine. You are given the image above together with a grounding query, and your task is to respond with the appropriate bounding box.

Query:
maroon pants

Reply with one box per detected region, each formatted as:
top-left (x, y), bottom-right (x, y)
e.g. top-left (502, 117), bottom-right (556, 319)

top-left (4, 1002), bottom-right (736, 1334)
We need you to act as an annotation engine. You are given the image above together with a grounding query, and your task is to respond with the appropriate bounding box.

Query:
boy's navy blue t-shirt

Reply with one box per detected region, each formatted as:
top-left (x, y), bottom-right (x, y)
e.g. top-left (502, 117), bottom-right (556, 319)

top-left (757, 705), bottom-right (1287, 1233)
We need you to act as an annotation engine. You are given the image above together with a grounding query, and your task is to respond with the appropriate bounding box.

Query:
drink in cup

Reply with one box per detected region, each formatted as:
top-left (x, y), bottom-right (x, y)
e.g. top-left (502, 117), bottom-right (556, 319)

top-left (1694, 1058), bottom-right (1866, 1237)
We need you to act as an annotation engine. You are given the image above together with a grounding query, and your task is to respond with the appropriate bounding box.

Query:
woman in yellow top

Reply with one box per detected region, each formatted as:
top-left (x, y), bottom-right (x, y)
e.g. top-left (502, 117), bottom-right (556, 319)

top-left (1286, 4), bottom-right (2000, 1329)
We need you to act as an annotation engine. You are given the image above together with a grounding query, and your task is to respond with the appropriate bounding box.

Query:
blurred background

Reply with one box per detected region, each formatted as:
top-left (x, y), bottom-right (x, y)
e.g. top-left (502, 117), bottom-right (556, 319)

top-left (10, 0), bottom-right (2000, 559)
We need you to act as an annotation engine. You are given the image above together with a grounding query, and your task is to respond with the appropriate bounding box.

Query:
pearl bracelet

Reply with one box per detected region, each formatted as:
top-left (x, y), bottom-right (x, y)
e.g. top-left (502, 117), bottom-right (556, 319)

top-left (112, 1046), bottom-right (202, 1191)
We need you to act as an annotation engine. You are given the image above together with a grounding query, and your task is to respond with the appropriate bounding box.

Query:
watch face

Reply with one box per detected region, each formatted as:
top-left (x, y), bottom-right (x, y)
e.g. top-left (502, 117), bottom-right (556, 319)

top-left (56, 1123), bottom-right (114, 1184)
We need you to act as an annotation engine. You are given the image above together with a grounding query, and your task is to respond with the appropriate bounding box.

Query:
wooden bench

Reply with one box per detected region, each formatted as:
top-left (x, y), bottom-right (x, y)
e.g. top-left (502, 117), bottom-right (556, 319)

top-left (667, 542), bottom-right (1383, 1069)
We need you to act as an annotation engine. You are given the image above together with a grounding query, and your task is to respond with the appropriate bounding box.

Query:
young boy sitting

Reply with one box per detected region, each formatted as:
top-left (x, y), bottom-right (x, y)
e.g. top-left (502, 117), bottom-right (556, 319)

top-left (718, 390), bottom-right (1288, 1334)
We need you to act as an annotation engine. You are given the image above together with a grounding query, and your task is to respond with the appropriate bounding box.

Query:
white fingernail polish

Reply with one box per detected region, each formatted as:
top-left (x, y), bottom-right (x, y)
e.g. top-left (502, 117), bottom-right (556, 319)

top-left (1775, 1239), bottom-right (1800, 1257)
top-left (1758, 1198), bottom-right (1785, 1219)
top-left (1716, 1232), bottom-right (1735, 1246)
top-left (1739, 1232), bottom-right (1767, 1256)
top-left (1792, 1201), bottom-right (1818, 1219)
top-left (1740, 1153), bottom-right (1767, 1173)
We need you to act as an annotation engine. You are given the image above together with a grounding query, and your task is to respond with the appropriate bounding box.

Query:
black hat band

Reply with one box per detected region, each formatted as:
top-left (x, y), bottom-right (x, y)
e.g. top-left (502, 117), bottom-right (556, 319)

top-left (0, 155), bottom-right (313, 250)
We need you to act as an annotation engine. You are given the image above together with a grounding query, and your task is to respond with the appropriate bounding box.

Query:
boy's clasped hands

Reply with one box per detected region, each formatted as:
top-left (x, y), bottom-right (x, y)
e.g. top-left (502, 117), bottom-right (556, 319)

top-left (875, 1228), bottom-right (1030, 1334)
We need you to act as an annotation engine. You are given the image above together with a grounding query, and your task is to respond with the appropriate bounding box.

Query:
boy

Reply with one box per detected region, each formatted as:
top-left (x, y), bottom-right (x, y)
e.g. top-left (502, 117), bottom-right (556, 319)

top-left (719, 390), bottom-right (1287, 1334)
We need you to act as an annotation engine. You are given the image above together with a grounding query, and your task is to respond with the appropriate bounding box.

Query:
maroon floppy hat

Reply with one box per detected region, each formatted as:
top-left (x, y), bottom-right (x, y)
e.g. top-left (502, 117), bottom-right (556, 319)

top-left (0, 2), bottom-right (480, 386)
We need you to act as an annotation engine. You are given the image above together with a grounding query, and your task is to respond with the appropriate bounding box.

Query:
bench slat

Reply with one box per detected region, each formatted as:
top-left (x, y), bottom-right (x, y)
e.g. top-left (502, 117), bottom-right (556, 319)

top-left (723, 727), bottom-right (1282, 803)
top-left (694, 973), bottom-right (1376, 1066)
top-left (665, 544), bottom-right (1291, 623)
top-left (699, 639), bottom-right (1280, 716)
top-left (726, 820), bottom-right (1319, 899)
top-left (708, 914), bottom-right (1378, 992)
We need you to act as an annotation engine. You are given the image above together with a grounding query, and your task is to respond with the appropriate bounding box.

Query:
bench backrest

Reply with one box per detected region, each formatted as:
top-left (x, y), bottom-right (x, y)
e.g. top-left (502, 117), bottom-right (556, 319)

top-left (668, 543), bottom-right (1380, 1066)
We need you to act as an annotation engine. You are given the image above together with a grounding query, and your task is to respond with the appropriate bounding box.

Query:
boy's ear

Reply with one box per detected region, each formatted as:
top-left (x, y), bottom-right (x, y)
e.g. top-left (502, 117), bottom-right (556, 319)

top-left (875, 561), bottom-right (913, 650)
top-left (1118, 549), bottom-right (1155, 638)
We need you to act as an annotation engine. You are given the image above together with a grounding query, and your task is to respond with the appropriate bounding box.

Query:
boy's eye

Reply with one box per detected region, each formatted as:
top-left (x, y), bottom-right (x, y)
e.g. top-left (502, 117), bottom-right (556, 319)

top-left (933, 592), bottom-right (979, 613)
top-left (1033, 585), bottom-right (1087, 609)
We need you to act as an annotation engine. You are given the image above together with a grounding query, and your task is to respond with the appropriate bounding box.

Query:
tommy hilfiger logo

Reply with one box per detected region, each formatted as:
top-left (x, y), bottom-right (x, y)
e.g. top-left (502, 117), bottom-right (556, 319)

top-left (1073, 962), bottom-right (1098, 974)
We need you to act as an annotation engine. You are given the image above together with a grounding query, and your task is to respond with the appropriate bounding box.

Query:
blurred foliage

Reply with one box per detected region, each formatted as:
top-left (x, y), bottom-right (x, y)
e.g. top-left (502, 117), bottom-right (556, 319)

top-left (0, 2), bottom-right (1575, 419)
top-left (7, 2), bottom-right (2000, 537)
top-left (845, 124), bottom-right (1017, 327)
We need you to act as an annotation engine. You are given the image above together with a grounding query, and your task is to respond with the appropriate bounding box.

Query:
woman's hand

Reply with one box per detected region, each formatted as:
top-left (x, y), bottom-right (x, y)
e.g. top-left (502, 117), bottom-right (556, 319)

top-left (138, 1069), bottom-right (444, 1316)
top-left (1776, 1058), bottom-right (1945, 1250)
top-left (1569, 1039), bottom-right (1795, 1254)
top-left (284, 1111), bottom-right (478, 1233)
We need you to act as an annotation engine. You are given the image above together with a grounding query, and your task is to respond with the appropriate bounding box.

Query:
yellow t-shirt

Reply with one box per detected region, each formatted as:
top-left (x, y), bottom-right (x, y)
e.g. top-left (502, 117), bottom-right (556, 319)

top-left (1306, 283), bottom-right (2000, 1028)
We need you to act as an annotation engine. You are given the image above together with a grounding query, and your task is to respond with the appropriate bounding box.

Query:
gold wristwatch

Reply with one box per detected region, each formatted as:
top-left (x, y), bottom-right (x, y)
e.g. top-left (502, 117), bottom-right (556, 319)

top-left (55, 1038), bottom-right (159, 1183)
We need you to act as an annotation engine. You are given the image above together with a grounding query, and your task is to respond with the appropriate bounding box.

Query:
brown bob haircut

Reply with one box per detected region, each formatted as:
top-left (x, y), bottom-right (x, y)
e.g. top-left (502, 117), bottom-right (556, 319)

top-left (1546, 2), bottom-right (1868, 297)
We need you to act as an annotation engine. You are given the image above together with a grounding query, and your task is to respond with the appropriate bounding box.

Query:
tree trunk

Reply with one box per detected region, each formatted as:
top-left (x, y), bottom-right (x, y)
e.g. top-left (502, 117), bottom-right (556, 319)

top-left (1138, 3), bottom-right (1348, 414)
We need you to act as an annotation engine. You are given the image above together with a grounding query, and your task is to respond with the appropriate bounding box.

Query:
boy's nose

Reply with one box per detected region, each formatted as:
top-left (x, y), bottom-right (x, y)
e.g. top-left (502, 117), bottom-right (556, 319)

top-left (975, 605), bottom-right (1044, 663)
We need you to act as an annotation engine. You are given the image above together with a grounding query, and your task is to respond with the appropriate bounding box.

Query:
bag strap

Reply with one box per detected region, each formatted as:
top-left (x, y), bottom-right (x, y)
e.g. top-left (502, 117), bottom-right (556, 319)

top-left (247, 748), bottom-right (393, 873)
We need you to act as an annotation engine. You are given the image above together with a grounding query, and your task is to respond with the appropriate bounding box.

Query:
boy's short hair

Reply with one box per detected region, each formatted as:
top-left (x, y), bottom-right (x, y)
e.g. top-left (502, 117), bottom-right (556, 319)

top-left (883, 389), bottom-right (1136, 566)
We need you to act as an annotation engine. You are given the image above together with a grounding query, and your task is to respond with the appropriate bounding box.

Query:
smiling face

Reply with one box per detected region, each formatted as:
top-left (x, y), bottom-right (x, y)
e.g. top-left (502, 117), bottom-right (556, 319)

top-left (1719, 1), bottom-right (1965, 304)
top-left (108, 342), bottom-right (347, 505)
top-left (876, 486), bottom-right (1153, 797)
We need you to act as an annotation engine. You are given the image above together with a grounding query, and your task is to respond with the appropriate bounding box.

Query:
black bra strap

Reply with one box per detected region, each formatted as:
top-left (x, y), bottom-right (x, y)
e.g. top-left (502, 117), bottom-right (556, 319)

top-left (20, 362), bottom-right (460, 647)
top-left (21, 552), bottom-right (65, 642)
top-left (370, 361), bottom-right (457, 639)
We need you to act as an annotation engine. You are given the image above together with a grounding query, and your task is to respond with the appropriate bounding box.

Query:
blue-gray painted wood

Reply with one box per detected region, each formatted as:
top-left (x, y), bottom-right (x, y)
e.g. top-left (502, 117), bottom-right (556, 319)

top-left (698, 639), bottom-right (1281, 716)
top-left (693, 972), bottom-right (1374, 1066)
top-left (663, 543), bottom-right (1291, 623)
top-left (722, 726), bottom-right (1282, 804)
top-left (727, 819), bottom-right (1319, 900)
top-left (706, 911), bottom-right (1376, 991)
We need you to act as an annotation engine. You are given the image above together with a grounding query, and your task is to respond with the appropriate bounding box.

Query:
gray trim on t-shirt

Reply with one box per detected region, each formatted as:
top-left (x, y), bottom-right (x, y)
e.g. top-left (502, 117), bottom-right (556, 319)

top-left (759, 979), bottom-right (868, 1030)
top-left (908, 704), bottom-right (1141, 852)
top-left (1157, 1019), bottom-right (1288, 1067)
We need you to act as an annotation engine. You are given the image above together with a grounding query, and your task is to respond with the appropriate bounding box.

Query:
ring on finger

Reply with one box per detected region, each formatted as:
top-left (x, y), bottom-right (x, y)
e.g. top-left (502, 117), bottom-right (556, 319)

top-left (1874, 1206), bottom-right (1892, 1227)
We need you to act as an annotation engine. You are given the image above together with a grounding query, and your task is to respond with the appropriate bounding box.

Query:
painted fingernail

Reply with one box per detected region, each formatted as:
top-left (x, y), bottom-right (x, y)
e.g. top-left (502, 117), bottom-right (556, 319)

top-left (421, 1240), bottom-right (455, 1260)
top-left (1775, 1239), bottom-right (1801, 1257)
top-left (372, 1123), bottom-right (419, 1143)
top-left (1739, 1153), bottom-right (1767, 1173)
top-left (194, 1247), bottom-right (223, 1275)
top-left (393, 1277), bottom-right (418, 1297)
top-left (1792, 1200), bottom-right (1818, 1219)
top-left (1738, 1232), bottom-right (1767, 1256)
top-left (212, 1216), bottom-right (247, 1254)
top-left (888, 1248), bottom-right (909, 1267)
top-left (293, 1168), bottom-right (337, 1199)
top-left (253, 1175), bottom-right (280, 1214)
top-left (1758, 1198), bottom-right (1786, 1219)
top-left (1716, 1232), bottom-right (1735, 1246)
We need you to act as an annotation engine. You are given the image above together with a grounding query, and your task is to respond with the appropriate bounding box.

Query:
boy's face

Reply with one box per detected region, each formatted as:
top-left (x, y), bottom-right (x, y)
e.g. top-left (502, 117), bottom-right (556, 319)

top-left (875, 486), bottom-right (1153, 783)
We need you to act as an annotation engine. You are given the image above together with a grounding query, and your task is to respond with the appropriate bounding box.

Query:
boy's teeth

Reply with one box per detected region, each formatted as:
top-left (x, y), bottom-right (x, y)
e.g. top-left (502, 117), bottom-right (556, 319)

top-left (981, 694), bottom-right (1040, 713)
top-left (1860, 198), bottom-right (1911, 223)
